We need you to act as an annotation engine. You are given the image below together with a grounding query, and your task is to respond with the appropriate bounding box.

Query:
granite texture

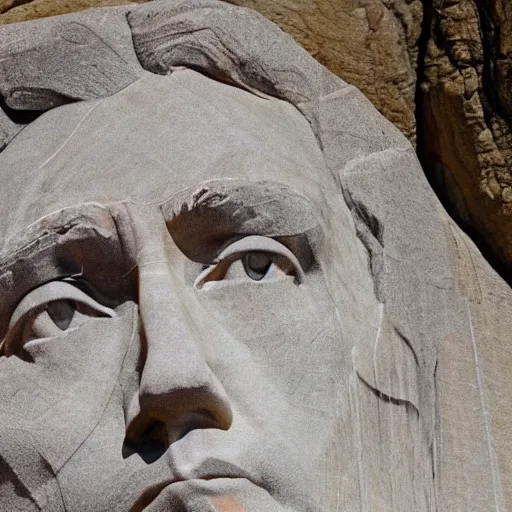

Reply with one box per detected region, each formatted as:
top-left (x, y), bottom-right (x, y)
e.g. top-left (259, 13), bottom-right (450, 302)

top-left (0, 2), bottom-right (510, 510)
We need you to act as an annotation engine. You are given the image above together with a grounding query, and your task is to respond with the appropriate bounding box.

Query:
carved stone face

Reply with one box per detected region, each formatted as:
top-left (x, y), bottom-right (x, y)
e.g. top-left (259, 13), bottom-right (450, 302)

top-left (0, 70), bottom-right (381, 511)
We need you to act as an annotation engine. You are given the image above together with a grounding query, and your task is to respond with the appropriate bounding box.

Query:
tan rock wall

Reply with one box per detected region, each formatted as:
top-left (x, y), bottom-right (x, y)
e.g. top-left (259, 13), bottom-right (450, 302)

top-left (422, 0), bottom-right (512, 274)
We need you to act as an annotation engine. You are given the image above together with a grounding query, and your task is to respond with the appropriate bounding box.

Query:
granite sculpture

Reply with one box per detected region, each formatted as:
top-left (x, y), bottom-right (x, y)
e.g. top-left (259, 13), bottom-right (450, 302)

top-left (0, 1), bottom-right (511, 511)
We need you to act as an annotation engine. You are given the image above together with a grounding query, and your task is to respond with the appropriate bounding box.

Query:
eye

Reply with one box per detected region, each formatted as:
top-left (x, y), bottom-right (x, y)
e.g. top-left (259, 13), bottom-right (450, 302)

top-left (0, 279), bottom-right (116, 358)
top-left (194, 236), bottom-right (305, 289)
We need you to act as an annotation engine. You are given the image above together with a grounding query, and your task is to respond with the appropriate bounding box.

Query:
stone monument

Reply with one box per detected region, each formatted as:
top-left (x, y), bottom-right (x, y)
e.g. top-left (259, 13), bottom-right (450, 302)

top-left (0, 1), bottom-right (510, 511)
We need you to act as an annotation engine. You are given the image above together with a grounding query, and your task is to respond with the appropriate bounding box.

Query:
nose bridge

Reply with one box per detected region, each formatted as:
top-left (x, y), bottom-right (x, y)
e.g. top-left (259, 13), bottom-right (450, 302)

top-left (128, 205), bottom-right (232, 439)
top-left (138, 259), bottom-right (214, 401)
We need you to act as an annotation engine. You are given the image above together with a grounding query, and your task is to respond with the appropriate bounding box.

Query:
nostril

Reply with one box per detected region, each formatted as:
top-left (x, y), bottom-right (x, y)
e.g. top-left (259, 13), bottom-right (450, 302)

top-left (123, 406), bottom-right (231, 463)
top-left (123, 420), bottom-right (167, 463)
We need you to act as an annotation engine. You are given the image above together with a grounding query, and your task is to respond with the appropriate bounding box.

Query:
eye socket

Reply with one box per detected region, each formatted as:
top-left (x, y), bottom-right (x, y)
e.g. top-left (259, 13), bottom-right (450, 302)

top-left (1, 279), bottom-right (116, 359)
top-left (194, 236), bottom-right (305, 289)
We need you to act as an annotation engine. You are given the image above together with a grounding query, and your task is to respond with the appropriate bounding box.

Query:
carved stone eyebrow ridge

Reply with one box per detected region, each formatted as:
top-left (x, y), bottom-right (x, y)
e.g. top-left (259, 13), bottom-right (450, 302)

top-left (160, 180), bottom-right (324, 264)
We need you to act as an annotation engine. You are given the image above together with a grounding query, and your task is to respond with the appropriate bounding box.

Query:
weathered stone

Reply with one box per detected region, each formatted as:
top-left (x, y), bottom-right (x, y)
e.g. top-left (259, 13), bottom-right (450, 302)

top-left (0, 0), bottom-right (151, 24)
top-left (2, 0), bottom-right (512, 276)
top-left (422, 0), bottom-right (512, 275)
top-left (0, 3), bottom-right (510, 511)
top-left (224, 0), bottom-right (423, 144)
top-left (0, 6), bottom-right (142, 114)
top-left (0, 0), bottom-right (423, 146)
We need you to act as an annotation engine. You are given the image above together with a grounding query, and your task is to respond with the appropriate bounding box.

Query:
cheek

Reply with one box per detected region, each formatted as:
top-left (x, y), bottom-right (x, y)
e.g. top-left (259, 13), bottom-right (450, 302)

top-left (196, 272), bottom-right (350, 413)
top-left (0, 305), bottom-right (136, 471)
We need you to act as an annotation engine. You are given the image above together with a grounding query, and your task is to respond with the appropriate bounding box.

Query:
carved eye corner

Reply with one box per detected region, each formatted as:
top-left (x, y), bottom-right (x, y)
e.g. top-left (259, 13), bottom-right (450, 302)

top-left (0, 279), bottom-right (116, 359)
top-left (194, 235), bottom-right (306, 290)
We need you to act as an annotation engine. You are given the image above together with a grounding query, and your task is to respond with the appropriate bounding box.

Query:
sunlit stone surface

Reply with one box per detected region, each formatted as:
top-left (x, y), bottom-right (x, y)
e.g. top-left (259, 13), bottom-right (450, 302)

top-left (0, 2), bottom-right (510, 511)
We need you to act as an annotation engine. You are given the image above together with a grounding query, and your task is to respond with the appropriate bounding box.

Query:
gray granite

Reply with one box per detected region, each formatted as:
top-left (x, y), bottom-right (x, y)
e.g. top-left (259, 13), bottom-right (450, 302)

top-left (0, 1), bottom-right (510, 511)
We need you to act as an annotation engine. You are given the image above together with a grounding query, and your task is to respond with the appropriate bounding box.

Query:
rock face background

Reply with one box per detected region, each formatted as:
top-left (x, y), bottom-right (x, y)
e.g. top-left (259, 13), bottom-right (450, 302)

top-left (423, 0), bottom-right (512, 283)
top-left (1, 0), bottom-right (511, 282)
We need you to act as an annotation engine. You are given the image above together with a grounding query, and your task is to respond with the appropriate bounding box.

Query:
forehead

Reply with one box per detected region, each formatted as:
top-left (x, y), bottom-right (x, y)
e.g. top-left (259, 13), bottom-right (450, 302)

top-left (0, 69), bottom-right (330, 241)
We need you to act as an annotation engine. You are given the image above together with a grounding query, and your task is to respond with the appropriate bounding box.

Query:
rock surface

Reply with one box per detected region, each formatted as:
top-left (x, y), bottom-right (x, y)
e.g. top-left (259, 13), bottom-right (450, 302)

top-left (0, 0), bottom-right (150, 24)
top-left (0, 0), bottom-right (423, 145)
top-left (225, 0), bottom-right (423, 145)
top-left (0, 2), bottom-right (511, 511)
top-left (422, 0), bottom-right (512, 279)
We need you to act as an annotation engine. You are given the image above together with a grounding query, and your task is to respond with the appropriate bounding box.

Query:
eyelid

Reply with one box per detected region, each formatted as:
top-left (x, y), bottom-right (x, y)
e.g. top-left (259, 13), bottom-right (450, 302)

top-left (194, 235), bottom-right (305, 289)
top-left (1, 280), bottom-right (116, 356)
top-left (9, 280), bottom-right (116, 330)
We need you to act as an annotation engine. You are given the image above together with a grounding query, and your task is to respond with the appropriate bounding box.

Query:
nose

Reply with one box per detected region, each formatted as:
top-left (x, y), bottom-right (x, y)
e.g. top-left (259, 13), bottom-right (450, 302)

top-left (125, 216), bottom-right (232, 450)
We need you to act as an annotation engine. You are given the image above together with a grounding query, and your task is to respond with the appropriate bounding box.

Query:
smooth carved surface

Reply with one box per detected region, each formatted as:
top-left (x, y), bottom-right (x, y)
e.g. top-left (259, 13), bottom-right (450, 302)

top-left (0, 1), bottom-right (511, 511)
top-left (224, 0), bottom-right (422, 144)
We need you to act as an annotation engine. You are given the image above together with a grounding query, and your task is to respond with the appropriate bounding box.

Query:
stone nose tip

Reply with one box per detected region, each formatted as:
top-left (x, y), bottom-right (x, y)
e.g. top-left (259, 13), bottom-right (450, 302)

top-left (125, 366), bottom-right (233, 455)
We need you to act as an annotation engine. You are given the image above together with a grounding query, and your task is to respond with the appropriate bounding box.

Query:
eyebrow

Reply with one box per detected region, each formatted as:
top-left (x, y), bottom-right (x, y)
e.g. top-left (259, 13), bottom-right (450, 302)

top-left (160, 180), bottom-right (324, 263)
top-left (0, 181), bottom-right (324, 333)
top-left (0, 204), bottom-right (128, 335)
top-left (0, 202), bottom-right (127, 267)
top-left (0, 180), bottom-right (321, 270)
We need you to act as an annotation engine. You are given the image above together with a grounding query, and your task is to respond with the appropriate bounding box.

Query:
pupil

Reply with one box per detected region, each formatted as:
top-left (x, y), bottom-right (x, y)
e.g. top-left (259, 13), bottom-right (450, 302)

top-left (243, 252), bottom-right (272, 281)
top-left (46, 300), bottom-right (76, 331)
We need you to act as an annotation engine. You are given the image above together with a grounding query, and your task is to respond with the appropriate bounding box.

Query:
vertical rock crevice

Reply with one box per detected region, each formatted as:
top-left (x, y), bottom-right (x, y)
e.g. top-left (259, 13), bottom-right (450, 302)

top-left (421, 0), bottom-right (512, 284)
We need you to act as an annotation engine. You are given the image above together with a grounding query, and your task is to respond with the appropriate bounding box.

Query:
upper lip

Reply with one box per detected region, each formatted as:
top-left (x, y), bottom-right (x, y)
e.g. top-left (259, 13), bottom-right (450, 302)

top-left (129, 462), bottom-right (255, 512)
top-left (130, 475), bottom-right (248, 511)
